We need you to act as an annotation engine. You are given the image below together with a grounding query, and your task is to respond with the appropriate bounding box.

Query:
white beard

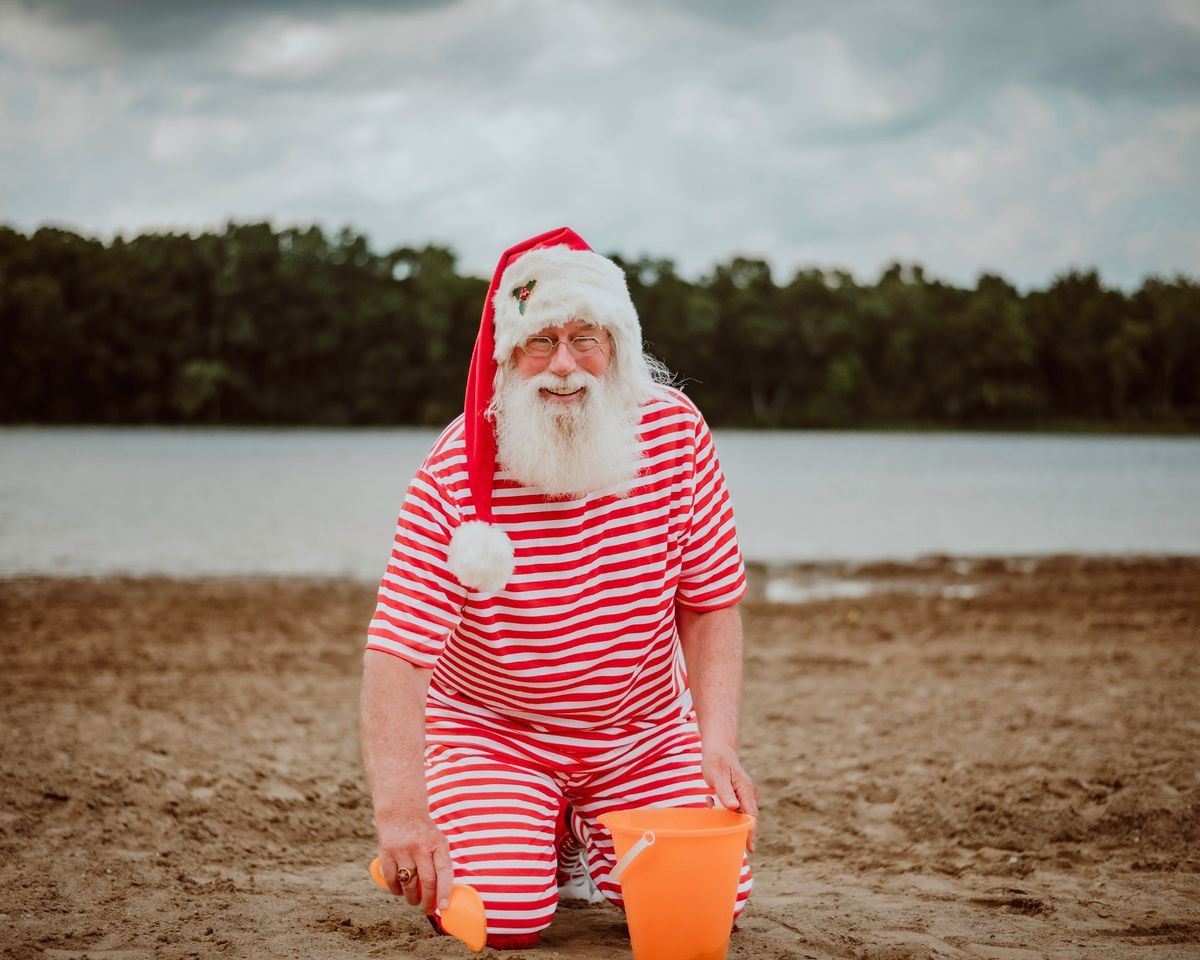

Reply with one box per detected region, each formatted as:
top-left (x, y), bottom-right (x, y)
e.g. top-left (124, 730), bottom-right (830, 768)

top-left (491, 368), bottom-right (644, 497)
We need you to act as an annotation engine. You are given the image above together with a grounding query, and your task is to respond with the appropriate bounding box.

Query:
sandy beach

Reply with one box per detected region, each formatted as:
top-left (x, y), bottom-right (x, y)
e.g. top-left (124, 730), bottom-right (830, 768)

top-left (2, 555), bottom-right (1197, 960)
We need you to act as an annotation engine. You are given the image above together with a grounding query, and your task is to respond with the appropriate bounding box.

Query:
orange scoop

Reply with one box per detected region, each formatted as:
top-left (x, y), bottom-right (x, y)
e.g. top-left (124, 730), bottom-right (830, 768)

top-left (369, 857), bottom-right (487, 953)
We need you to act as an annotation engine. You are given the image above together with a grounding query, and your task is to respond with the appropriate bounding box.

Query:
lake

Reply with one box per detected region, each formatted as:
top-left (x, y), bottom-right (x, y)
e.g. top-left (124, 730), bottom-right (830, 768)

top-left (1, 428), bottom-right (1197, 579)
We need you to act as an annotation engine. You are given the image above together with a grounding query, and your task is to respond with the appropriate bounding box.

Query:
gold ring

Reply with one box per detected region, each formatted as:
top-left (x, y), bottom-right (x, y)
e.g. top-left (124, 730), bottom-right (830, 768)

top-left (395, 867), bottom-right (414, 885)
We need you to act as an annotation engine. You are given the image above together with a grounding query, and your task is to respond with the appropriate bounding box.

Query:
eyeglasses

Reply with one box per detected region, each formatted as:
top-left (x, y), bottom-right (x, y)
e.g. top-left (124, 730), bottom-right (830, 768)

top-left (519, 334), bottom-right (607, 358)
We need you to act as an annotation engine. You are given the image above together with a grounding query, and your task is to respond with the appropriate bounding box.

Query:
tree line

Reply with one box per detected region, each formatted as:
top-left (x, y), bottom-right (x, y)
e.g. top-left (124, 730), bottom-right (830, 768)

top-left (2, 222), bottom-right (1197, 429)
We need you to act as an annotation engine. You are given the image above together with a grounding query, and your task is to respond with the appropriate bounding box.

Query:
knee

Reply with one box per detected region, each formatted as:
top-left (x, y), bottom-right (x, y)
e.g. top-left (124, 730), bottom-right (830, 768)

top-left (469, 880), bottom-right (558, 940)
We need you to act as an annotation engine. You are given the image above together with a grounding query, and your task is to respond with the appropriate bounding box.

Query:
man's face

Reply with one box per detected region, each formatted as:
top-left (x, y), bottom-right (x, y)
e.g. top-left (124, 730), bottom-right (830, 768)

top-left (512, 319), bottom-right (611, 408)
top-left (493, 317), bottom-right (640, 495)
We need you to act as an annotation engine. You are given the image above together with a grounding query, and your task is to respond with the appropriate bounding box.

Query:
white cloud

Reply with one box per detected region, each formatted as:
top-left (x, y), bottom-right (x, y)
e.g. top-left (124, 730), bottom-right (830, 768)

top-left (0, 4), bottom-right (120, 70)
top-left (148, 115), bottom-right (253, 163)
top-left (0, 0), bottom-right (1196, 289)
top-left (228, 17), bottom-right (348, 80)
top-left (1162, 0), bottom-right (1200, 31)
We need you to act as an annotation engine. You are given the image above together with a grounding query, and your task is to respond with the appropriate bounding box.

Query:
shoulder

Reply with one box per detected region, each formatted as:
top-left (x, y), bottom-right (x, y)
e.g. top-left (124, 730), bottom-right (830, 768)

top-left (421, 414), bottom-right (468, 488)
top-left (640, 386), bottom-right (709, 438)
top-left (641, 385), bottom-right (702, 422)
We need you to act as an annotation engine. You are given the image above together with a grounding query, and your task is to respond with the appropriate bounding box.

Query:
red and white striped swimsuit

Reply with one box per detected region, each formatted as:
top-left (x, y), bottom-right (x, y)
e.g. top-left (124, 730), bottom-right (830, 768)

top-left (367, 388), bottom-right (751, 938)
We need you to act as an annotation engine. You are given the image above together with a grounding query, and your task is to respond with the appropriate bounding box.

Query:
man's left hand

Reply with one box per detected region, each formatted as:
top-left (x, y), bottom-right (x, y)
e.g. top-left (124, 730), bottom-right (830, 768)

top-left (701, 744), bottom-right (759, 852)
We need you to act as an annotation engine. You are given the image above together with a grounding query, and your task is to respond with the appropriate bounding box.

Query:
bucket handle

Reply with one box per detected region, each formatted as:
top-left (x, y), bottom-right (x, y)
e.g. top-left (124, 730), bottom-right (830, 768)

top-left (609, 830), bottom-right (655, 885)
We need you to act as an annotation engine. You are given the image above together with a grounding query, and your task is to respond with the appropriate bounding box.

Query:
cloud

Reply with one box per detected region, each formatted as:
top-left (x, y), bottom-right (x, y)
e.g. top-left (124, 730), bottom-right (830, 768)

top-left (0, 3), bottom-right (121, 69)
top-left (0, 0), bottom-right (1196, 289)
top-left (5, 0), bottom-right (451, 56)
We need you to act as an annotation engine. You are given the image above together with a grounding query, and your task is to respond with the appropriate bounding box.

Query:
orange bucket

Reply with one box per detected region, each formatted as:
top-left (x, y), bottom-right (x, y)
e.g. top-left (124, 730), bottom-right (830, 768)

top-left (598, 807), bottom-right (751, 960)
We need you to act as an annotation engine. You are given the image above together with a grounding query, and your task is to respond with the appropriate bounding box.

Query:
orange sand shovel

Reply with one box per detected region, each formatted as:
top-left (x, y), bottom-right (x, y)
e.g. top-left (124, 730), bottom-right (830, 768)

top-left (369, 857), bottom-right (487, 953)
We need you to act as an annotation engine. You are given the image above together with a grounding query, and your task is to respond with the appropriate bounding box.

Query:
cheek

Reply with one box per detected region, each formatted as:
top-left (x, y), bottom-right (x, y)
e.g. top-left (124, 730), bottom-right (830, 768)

top-left (581, 353), bottom-right (611, 378)
top-left (512, 351), bottom-right (540, 380)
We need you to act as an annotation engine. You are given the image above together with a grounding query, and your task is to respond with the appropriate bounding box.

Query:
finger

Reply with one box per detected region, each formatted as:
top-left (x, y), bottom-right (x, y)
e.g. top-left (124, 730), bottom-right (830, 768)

top-left (708, 767), bottom-right (739, 810)
top-left (398, 861), bottom-right (422, 907)
top-left (417, 856), bottom-right (437, 914)
top-left (734, 793), bottom-right (758, 852)
top-left (732, 778), bottom-right (759, 853)
top-left (403, 876), bottom-right (422, 908)
top-left (734, 777), bottom-right (759, 820)
top-left (432, 842), bottom-right (455, 911)
top-left (384, 857), bottom-right (403, 896)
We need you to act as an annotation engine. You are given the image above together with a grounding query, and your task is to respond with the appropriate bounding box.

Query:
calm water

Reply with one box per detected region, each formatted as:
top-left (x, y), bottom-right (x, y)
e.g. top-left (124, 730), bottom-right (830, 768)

top-left (1, 428), bottom-right (1197, 579)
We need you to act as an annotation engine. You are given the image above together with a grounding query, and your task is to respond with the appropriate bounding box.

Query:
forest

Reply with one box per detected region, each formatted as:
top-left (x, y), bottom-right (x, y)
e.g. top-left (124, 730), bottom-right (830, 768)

top-left (2, 222), bottom-right (1197, 429)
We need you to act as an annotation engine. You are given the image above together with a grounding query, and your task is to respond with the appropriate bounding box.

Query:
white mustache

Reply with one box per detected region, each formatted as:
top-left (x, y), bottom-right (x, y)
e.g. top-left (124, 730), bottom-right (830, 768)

top-left (525, 371), bottom-right (597, 393)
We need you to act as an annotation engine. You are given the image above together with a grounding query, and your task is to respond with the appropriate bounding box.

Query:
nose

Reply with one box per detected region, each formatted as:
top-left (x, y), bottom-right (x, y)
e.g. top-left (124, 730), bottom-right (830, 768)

top-left (547, 340), bottom-right (578, 376)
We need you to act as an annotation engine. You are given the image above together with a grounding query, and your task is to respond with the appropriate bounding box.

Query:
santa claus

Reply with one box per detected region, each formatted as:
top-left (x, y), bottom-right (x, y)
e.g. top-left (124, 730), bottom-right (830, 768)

top-left (360, 227), bottom-right (757, 949)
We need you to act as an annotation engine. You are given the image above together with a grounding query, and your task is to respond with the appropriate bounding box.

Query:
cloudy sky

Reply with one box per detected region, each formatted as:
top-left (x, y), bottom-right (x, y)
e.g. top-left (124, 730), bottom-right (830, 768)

top-left (1, 0), bottom-right (1197, 288)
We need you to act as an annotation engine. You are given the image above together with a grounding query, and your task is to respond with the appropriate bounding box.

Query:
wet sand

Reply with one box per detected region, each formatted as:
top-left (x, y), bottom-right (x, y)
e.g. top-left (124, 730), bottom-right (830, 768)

top-left (1, 556), bottom-right (1198, 959)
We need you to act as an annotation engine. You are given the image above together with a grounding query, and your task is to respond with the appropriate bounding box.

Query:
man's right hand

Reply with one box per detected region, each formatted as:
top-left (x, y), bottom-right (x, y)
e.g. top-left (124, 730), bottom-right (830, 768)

top-left (376, 812), bottom-right (455, 914)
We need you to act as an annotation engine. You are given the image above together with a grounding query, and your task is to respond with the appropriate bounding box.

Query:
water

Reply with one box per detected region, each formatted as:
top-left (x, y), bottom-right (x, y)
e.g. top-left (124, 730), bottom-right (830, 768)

top-left (713, 431), bottom-right (1200, 562)
top-left (1, 428), bottom-right (1197, 579)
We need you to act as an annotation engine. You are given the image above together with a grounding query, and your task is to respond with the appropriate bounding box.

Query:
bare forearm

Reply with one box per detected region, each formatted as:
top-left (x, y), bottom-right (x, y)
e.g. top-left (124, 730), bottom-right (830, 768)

top-left (677, 602), bottom-right (758, 846)
top-left (359, 650), bottom-right (454, 910)
top-left (359, 650), bottom-right (433, 823)
top-left (677, 603), bottom-right (744, 750)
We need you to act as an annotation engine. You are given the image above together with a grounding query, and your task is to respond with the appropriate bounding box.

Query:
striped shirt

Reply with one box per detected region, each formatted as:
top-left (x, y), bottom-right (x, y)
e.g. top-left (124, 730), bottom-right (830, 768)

top-left (366, 387), bottom-right (746, 730)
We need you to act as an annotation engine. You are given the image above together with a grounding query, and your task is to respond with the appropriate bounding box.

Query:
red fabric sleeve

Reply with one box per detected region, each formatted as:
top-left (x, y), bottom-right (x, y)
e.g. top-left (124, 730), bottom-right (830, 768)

top-left (365, 468), bottom-right (468, 668)
top-left (675, 412), bottom-right (747, 611)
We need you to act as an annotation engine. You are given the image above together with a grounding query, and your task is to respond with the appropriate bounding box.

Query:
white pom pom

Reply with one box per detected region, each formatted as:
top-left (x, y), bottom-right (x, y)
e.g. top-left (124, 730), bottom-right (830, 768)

top-left (447, 521), bottom-right (515, 592)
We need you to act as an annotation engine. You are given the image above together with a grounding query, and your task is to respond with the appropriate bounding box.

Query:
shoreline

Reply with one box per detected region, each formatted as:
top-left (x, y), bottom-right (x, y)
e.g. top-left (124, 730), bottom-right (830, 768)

top-left (3, 421), bottom-right (1199, 435)
top-left (2, 555), bottom-right (1197, 958)
top-left (2, 550), bottom-right (1197, 584)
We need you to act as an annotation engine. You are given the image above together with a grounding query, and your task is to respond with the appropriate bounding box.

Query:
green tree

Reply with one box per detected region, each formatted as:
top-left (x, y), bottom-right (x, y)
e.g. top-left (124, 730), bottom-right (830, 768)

top-left (1, 222), bottom-right (1197, 430)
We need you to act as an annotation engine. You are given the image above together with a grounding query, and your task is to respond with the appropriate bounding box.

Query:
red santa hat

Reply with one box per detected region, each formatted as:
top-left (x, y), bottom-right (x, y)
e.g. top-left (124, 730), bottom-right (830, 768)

top-left (446, 226), bottom-right (642, 592)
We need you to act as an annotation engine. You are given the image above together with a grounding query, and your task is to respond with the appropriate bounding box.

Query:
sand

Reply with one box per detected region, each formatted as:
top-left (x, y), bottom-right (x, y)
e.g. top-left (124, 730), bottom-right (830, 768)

top-left (1, 556), bottom-right (1198, 960)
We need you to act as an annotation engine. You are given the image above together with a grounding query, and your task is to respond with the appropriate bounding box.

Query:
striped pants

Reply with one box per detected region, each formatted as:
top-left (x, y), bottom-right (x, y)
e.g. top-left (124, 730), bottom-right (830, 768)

top-left (424, 692), bottom-right (753, 941)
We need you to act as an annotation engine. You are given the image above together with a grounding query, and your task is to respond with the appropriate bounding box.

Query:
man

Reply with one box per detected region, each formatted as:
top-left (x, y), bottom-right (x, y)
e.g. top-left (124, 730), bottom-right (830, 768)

top-left (360, 227), bottom-right (757, 950)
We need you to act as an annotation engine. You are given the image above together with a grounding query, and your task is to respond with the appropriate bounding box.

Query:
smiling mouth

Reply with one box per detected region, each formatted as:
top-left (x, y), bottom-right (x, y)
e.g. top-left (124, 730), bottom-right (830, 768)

top-left (540, 386), bottom-right (584, 398)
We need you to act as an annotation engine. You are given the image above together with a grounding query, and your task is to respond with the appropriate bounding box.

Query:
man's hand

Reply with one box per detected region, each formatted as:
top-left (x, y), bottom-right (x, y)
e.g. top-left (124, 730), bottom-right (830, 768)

top-left (701, 743), bottom-right (759, 852)
top-left (376, 810), bottom-right (455, 914)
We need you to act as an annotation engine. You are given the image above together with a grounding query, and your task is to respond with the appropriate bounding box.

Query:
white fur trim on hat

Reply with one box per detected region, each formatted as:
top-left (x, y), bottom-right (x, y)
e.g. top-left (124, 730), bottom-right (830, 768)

top-left (447, 520), bottom-right (515, 592)
top-left (491, 245), bottom-right (640, 363)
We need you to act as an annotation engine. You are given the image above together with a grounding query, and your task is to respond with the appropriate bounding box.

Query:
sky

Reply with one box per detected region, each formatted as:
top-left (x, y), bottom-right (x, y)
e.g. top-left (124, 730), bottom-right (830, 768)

top-left (1, 0), bottom-right (1198, 289)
